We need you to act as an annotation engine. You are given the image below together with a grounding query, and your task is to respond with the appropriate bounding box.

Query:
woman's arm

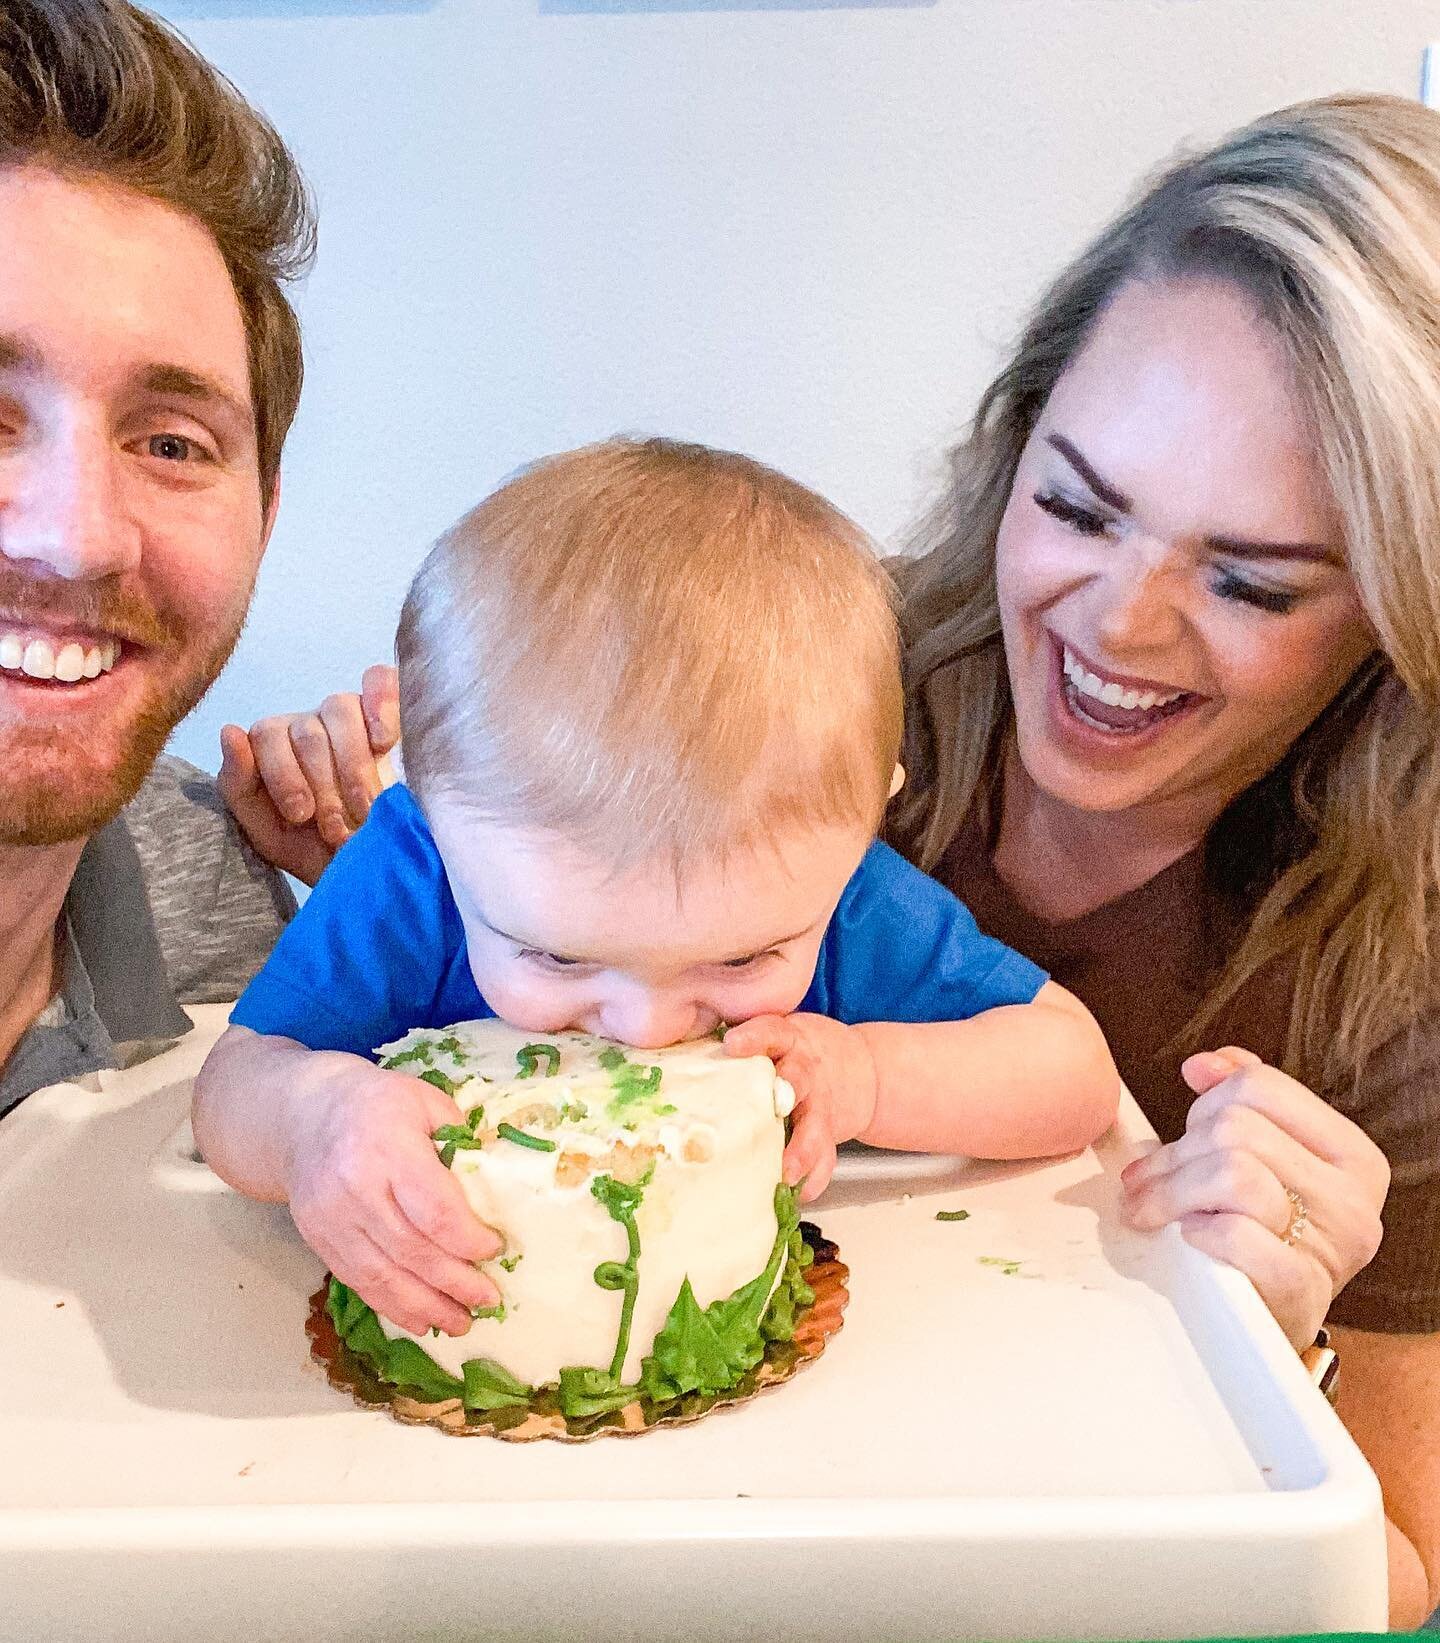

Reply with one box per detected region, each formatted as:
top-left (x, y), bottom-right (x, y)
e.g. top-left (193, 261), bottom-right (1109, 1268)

top-left (1329, 1325), bottom-right (1440, 1628)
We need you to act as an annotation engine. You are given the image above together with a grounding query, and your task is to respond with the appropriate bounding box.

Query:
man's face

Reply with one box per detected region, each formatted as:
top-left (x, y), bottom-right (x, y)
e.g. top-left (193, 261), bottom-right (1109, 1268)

top-left (0, 165), bottom-right (275, 846)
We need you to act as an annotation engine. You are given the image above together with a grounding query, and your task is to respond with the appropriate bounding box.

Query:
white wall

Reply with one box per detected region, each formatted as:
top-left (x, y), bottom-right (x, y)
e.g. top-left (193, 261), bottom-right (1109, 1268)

top-left (160, 0), bottom-right (1435, 772)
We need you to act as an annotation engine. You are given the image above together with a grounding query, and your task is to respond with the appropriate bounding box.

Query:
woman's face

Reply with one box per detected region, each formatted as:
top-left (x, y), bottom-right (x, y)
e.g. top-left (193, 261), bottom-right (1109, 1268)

top-left (995, 276), bottom-right (1375, 826)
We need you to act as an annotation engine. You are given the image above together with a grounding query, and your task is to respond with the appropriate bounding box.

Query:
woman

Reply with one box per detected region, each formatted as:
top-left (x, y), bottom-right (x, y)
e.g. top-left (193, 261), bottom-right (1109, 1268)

top-left (891, 92), bottom-right (1439, 1623)
top-left (224, 95), bottom-right (1438, 1623)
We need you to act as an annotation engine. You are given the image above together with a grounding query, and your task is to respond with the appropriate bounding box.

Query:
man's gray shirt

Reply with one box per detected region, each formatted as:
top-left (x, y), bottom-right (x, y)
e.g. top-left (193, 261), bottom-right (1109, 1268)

top-left (0, 756), bottom-right (296, 1118)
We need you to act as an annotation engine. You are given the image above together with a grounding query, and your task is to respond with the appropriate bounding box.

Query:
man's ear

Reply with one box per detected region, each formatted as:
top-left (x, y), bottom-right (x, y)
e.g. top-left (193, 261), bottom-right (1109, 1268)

top-left (889, 763), bottom-right (906, 798)
top-left (259, 470), bottom-right (282, 552)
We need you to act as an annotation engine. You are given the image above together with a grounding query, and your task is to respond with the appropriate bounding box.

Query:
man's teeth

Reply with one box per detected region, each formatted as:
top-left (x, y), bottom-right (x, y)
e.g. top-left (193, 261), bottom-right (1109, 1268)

top-left (1061, 646), bottom-right (1183, 711)
top-left (0, 635), bottom-right (120, 683)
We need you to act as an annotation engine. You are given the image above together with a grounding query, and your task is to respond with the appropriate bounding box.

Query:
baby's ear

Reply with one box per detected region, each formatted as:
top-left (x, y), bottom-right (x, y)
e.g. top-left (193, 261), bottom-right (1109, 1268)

top-left (888, 763), bottom-right (906, 799)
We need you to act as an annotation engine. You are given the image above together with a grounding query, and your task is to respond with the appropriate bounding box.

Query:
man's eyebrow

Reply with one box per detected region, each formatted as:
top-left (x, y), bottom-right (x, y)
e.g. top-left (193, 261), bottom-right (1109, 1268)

top-left (140, 363), bottom-right (253, 430)
top-left (0, 338), bottom-right (253, 433)
top-left (1046, 434), bottom-right (1132, 512)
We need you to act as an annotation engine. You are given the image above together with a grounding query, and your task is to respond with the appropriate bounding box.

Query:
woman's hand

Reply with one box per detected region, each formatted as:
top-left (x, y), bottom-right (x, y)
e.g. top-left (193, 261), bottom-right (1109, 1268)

top-left (722, 1013), bottom-right (879, 1200)
top-left (284, 1054), bottom-right (503, 1337)
top-left (1121, 1046), bottom-right (1389, 1349)
top-left (218, 663), bottom-right (400, 886)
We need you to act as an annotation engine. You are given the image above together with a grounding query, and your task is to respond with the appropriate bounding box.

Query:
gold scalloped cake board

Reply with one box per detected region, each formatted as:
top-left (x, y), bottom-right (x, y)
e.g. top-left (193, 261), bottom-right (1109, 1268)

top-left (306, 1223), bottom-right (847, 1442)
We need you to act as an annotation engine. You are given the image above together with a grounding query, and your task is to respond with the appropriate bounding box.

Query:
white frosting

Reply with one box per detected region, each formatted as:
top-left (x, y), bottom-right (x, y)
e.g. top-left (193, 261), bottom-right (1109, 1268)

top-left (372, 1020), bottom-right (794, 1387)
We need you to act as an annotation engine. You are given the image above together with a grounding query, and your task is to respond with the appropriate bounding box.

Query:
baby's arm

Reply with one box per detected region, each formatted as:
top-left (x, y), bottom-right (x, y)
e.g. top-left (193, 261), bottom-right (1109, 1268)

top-left (193, 1025), bottom-right (502, 1335)
top-left (724, 983), bottom-right (1118, 1198)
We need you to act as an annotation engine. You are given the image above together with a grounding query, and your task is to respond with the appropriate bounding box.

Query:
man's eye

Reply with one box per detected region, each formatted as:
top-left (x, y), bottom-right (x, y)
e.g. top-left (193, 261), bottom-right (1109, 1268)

top-left (147, 432), bottom-right (202, 462)
top-left (1034, 491), bottom-right (1111, 538)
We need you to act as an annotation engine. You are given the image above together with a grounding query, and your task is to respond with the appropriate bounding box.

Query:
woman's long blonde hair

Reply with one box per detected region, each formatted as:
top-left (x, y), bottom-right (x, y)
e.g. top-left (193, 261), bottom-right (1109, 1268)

top-left (893, 94), bottom-right (1440, 1095)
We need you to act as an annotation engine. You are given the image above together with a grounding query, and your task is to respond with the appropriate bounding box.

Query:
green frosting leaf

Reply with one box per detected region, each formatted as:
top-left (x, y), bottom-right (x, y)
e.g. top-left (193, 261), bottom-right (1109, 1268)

top-left (462, 1357), bottom-right (533, 1410)
top-left (557, 1365), bottom-right (640, 1418)
top-left (639, 1182), bottom-right (802, 1401)
top-left (327, 1280), bottom-right (464, 1403)
top-left (419, 1067), bottom-right (461, 1096)
top-left (328, 1278), bottom-right (532, 1412)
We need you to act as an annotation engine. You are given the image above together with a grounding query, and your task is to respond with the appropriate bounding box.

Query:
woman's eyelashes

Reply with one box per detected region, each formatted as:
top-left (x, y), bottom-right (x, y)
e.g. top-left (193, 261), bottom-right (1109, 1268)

top-left (1209, 570), bottom-right (1301, 615)
top-left (1034, 490), bottom-right (1111, 537)
top-left (1034, 490), bottom-right (1303, 615)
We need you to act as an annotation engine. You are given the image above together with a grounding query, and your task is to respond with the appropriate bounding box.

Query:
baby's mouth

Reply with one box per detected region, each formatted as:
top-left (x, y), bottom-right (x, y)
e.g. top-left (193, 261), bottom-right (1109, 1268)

top-left (1059, 641), bottom-right (1199, 735)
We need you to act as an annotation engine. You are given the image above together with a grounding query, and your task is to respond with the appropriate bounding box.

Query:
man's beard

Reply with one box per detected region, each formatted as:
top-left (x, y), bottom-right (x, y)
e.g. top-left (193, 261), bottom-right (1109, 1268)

top-left (0, 571), bottom-right (247, 848)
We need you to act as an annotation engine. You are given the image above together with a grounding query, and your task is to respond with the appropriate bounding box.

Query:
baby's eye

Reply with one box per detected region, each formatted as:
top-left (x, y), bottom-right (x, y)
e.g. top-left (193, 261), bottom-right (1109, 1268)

top-left (1034, 491), bottom-right (1112, 538)
top-left (720, 950), bottom-right (779, 970)
top-left (517, 947), bottom-right (586, 971)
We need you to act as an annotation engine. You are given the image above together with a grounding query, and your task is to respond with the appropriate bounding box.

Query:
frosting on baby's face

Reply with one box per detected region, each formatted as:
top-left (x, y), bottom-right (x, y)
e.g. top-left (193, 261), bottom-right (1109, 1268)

top-left (426, 804), bottom-right (871, 1049)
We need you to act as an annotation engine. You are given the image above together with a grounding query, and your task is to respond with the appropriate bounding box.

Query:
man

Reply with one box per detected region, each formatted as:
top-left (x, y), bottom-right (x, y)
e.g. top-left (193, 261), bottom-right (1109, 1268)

top-left (0, 0), bottom-right (318, 1114)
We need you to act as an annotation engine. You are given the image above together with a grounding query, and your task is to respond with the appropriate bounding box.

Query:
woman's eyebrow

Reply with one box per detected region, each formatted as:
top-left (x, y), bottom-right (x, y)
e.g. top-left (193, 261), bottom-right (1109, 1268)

top-left (1205, 532), bottom-right (1340, 565)
top-left (1047, 432), bottom-right (1339, 564)
top-left (1046, 433), bottom-right (1132, 511)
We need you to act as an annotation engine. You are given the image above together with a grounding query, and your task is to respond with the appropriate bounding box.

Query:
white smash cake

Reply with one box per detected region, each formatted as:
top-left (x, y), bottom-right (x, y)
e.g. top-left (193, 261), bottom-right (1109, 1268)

top-left (324, 1019), bottom-right (815, 1419)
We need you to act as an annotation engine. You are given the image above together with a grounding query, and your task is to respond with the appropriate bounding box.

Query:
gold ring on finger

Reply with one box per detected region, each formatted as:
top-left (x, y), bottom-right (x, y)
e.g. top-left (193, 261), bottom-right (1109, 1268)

top-left (1282, 1185), bottom-right (1309, 1247)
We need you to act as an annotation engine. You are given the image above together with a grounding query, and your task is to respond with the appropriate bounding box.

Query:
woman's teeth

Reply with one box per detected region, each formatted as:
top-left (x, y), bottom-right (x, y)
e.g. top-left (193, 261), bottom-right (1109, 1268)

top-left (1062, 646), bottom-right (1183, 711)
top-left (1060, 644), bottom-right (1191, 734)
top-left (0, 635), bottom-right (121, 684)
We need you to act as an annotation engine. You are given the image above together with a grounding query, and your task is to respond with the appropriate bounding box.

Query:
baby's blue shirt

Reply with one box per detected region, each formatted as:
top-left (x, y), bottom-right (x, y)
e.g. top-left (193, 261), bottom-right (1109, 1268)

top-left (231, 785), bottom-right (1047, 1055)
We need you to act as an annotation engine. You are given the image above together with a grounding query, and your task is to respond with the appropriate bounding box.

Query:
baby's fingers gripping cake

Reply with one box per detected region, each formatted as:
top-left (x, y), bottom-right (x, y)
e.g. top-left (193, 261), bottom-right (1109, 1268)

top-left (322, 1019), bottom-right (831, 1425)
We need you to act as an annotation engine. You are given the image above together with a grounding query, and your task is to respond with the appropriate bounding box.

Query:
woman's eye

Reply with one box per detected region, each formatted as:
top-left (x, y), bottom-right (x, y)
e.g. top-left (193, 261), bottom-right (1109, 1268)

top-left (1034, 491), bottom-right (1111, 538)
top-left (147, 432), bottom-right (203, 463)
top-left (1210, 571), bottom-right (1300, 615)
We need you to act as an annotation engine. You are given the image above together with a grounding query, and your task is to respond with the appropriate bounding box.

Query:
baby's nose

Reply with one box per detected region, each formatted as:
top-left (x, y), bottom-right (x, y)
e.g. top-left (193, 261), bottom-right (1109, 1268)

top-left (601, 996), bottom-right (697, 1049)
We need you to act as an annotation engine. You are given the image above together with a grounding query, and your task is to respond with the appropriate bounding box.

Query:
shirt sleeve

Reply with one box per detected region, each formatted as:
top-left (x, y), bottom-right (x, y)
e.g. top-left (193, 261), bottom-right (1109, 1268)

top-left (228, 785), bottom-right (479, 1057)
top-left (802, 841), bottom-right (1048, 1025)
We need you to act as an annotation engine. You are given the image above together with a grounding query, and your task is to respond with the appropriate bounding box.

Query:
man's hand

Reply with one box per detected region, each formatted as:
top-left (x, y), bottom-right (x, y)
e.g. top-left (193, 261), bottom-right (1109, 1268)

top-left (219, 663), bottom-right (400, 886)
top-left (721, 1013), bottom-right (879, 1199)
top-left (283, 1054), bottom-right (503, 1336)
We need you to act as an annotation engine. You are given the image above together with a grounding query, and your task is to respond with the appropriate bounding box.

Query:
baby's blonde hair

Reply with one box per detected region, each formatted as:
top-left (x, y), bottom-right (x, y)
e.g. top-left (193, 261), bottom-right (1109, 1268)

top-left (397, 437), bottom-right (901, 870)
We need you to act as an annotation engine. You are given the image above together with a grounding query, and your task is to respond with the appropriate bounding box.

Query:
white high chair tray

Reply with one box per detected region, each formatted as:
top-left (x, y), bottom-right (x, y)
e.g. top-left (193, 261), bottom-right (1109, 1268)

top-left (0, 1005), bottom-right (1385, 1641)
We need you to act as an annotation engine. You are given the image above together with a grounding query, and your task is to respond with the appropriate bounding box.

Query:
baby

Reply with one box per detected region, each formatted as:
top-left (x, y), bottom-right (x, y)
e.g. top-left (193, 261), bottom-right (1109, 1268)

top-left (193, 438), bottom-right (1118, 1338)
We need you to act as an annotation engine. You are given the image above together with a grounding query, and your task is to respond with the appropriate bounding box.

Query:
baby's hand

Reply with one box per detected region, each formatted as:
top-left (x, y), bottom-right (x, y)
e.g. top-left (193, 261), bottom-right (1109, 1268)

top-left (722, 1013), bottom-right (878, 1201)
top-left (284, 1056), bottom-right (503, 1336)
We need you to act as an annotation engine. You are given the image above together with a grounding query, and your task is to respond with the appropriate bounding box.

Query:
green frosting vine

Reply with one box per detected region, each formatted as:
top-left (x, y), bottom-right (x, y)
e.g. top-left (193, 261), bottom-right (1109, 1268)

top-left (516, 1042), bottom-right (561, 1079)
top-left (589, 1170), bottom-right (649, 1379)
top-left (326, 1183), bottom-right (815, 1421)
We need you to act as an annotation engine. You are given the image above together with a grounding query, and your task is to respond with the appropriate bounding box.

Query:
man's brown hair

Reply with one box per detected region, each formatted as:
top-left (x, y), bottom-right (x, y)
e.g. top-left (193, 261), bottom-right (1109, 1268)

top-left (0, 0), bottom-right (315, 492)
